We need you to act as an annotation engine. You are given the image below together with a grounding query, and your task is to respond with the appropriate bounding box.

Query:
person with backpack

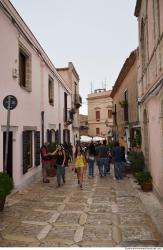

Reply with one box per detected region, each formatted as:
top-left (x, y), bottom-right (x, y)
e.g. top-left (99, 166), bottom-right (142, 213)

top-left (40, 142), bottom-right (51, 183)
top-left (96, 140), bottom-right (109, 177)
top-left (112, 141), bottom-right (123, 180)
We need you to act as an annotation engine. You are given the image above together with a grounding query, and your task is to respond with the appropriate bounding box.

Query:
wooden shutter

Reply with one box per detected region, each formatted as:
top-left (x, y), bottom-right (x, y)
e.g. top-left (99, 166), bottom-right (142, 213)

top-left (35, 131), bottom-right (40, 166)
top-left (22, 131), bottom-right (29, 174)
top-left (68, 130), bottom-right (70, 143)
top-left (96, 111), bottom-right (100, 121)
top-left (55, 130), bottom-right (59, 144)
top-left (47, 129), bottom-right (52, 143)
top-left (63, 129), bottom-right (66, 144)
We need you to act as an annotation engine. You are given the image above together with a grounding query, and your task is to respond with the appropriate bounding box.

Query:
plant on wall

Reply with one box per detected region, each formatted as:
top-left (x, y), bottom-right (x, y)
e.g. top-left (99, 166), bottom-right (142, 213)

top-left (119, 100), bottom-right (128, 107)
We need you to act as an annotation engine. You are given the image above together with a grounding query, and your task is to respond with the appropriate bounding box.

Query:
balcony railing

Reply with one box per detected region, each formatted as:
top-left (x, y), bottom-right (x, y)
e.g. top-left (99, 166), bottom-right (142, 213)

top-left (64, 108), bottom-right (73, 125)
top-left (74, 94), bottom-right (82, 109)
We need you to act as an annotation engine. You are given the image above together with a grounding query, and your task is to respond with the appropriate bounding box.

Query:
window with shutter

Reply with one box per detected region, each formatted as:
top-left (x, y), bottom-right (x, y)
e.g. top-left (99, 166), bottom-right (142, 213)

top-left (63, 129), bottom-right (66, 144)
top-left (96, 128), bottom-right (100, 135)
top-left (108, 110), bottom-right (112, 118)
top-left (19, 44), bottom-right (32, 91)
top-left (96, 110), bottom-right (100, 121)
top-left (35, 131), bottom-right (40, 166)
top-left (22, 131), bottom-right (30, 174)
top-left (47, 129), bottom-right (52, 143)
top-left (48, 76), bottom-right (54, 105)
top-left (68, 130), bottom-right (70, 144)
top-left (55, 130), bottom-right (59, 144)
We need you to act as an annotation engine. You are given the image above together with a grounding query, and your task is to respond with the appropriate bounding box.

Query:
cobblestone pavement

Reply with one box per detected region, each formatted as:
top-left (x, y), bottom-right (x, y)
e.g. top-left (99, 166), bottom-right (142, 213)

top-left (0, 164), bottom-right (163, 247)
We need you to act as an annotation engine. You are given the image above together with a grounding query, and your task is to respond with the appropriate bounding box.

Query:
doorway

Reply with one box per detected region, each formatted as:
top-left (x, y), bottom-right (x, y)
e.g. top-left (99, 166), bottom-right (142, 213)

top-left (3, 131), bottom-right (13, 178)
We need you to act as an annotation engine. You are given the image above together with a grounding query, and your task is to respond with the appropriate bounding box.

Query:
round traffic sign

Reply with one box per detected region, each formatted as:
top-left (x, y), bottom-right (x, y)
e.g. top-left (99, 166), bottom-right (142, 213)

top-left (3, 95), bottom-right (18, 110)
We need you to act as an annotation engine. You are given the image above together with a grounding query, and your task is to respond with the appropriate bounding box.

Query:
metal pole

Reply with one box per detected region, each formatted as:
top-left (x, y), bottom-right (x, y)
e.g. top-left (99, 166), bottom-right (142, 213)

top-left (4, 95), bottom-right (11, 173)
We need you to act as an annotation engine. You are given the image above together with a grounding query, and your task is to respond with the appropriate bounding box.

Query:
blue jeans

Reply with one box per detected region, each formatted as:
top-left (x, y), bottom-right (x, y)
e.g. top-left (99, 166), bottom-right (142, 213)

top-left (88, 159), bottom-right (95, 177)
top-left (56, 164), bottom-right (65, 185)
top-left (114, 162), bottom-right (122, 179)
top-left (99, 158), bottom-right (108, 176)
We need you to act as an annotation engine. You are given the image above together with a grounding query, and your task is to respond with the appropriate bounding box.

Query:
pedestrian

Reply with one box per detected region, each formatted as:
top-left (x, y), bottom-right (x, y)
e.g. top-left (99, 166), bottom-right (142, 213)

top-left (40, 142), bottom-right (51, 183)
top-left (112, 141), bottom-right (123, 180)
top-left (51, 144), bottom-right (66, 187)
top-left (87, 142), bottom-right (96, 178)
top-left (68, 143), bottom-right (73, 161)
top-left (74, 144), bottom-right (86, 190)
top-left (96, 140), bottom-right (109, 177)
top-left (107, 148), bottom-right (112, 175)
top-left (95, 142), bottom-right (101, 175)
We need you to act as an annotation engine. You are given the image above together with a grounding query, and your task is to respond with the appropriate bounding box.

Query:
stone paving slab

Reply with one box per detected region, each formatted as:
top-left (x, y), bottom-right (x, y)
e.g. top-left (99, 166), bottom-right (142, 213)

top-left (54, 212), bottom-right (81, 226)
top-left (82, 225), bottom-right (112, 241)
top-left (1, 222), bottom-right (44, 243)
top-left (88, 203), bottom-right (112, 213)
top-left (86, 213), bottom-right (112, 226)
top-left (0, 164), bottom-right (163, 247)
top-left (121, 225), bottom-right (160, 241)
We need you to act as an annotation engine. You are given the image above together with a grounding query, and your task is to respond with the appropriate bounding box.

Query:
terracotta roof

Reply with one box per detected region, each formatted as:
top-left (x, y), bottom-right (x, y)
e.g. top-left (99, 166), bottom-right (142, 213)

top-left (134, 0), bottom-right (142, 17)
top-left (110, 49), bottom-right (137, 98)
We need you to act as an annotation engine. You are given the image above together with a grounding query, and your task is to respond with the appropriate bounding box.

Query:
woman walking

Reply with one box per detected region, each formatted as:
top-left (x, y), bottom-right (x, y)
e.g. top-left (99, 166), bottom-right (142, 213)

top-left (75, 145), bottom-right (86, 190)
top-left (52, 144), bottom-right (66, 187)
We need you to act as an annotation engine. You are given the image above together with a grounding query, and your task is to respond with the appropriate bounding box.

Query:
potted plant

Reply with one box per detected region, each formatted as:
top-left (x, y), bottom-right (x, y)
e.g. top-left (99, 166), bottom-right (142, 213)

top-left (127, 151), bottom-right (145, 174)
top-left (0, 172), bottom-right (13, 211)
top-left (119, 100), bottom-right (128, 107)
top-left (135, 171), bottom-right (152, 192)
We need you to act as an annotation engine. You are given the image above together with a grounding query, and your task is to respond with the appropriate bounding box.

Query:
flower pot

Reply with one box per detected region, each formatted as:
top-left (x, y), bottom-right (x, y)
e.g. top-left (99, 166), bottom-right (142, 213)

top-left (141, 182), bottom-right (152, 192)
top-left (0, 197), bottom-right (6, 211)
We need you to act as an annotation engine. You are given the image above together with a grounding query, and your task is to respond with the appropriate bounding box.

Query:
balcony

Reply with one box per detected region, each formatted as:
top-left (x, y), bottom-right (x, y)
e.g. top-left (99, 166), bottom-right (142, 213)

top-left (74, 94), bottom-right (82, 109)
top-left (64, 108), bottom-right (73, 126)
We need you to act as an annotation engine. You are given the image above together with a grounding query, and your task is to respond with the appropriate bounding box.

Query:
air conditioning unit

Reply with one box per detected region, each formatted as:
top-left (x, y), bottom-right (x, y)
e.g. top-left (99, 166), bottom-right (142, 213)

top-left (12, 68), bottom-right (18, 78)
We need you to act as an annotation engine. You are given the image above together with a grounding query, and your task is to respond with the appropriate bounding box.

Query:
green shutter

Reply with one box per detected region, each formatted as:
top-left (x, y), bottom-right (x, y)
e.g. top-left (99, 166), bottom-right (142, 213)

top-left (22, 131), bottom-right (29, 174)
top-left (35, 131), bottom-right (40, 166)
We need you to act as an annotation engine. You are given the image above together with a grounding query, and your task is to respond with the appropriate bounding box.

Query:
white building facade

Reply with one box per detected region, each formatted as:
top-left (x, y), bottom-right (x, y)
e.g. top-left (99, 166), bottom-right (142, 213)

top-left (0, 0), bottom-right (72, 188)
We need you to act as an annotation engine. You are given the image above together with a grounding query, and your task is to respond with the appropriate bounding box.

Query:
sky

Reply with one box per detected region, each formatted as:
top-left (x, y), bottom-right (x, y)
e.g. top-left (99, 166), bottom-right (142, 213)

top-left (11, 0), bottom-right (138, 115)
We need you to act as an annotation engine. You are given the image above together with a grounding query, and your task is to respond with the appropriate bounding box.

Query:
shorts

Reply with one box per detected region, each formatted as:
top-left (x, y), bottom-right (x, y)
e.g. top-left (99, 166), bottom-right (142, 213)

top-left (42, 162), bottom-right (50, 169)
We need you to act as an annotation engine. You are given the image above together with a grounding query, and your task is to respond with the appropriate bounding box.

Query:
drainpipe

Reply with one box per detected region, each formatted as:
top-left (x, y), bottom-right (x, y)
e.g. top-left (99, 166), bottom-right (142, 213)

top-left (41, 111), bottom-right (44, 145)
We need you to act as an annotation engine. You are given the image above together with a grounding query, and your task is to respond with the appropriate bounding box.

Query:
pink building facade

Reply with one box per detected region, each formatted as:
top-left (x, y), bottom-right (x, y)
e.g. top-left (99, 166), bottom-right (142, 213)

top-left (135, 0), bottom-right (163, 200)
top-left (0, 0), bottom-right (72, 188)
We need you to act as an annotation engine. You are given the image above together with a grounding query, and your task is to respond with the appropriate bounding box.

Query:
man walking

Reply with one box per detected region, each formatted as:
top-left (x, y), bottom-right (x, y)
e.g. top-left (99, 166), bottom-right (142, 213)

top-left (112, 141), bottom-right (123, 180)
top-left (96, 140), bottom-right (109, 177)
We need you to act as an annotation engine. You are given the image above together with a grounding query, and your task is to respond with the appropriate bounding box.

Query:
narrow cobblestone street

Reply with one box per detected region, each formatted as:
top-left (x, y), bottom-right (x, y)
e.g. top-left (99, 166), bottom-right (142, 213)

top-left (0, 165), bottom-right (163, 247)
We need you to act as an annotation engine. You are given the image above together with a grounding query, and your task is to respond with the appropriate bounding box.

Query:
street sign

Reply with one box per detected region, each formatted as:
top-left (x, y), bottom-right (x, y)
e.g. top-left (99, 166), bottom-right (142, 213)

top-left (3, 95), bottom-right (17, 110)
top-left (3, 95), bottom-right (18, 173)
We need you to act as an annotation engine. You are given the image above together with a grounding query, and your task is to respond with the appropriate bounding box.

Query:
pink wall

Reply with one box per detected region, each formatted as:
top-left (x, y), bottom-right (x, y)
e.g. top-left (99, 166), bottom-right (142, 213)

top-left (0, 2), bottom-right (72, 188)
